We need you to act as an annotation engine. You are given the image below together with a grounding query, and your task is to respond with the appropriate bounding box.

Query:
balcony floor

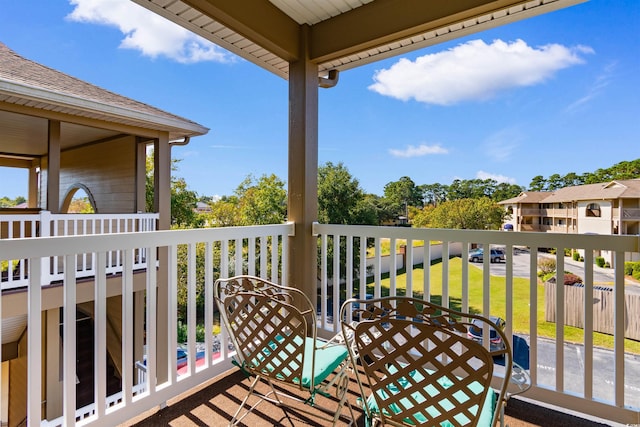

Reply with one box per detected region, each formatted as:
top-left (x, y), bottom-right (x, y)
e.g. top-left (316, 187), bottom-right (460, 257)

top-left (120, 367), bottom-right (614, 427)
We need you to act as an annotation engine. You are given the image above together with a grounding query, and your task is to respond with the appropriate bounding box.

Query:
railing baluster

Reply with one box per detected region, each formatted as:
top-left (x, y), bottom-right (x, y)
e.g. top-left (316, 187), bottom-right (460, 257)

top-left (27, 257), bottom-right (42, 427)
top-left (584, 248), bottom-right (594, 400)
top-left (373, 238), bottom-right (381, 299)
top-left (187, 242), bottom-right (197, 375)
top-left (332, 234), bottom-right (340, 333)
top-left (442, 241), bottom-right (450, 309)
top-left (614, 250), bottom-right (625, 407)
top-left (389, 237), bottom-right (397, 297)
top-left (345, 235), bottom-right (353, 322)
top-left (63, 254), bottom-right (77, 426)
top-left (247, 237), bottom-right (256, 276)
top-left (423, 241), bottom-right (431, 303)
top-left (405, 239), bottom-right (413, 298)
top-left (320, 233), bottom-right (328, 327)
top-left (95, 251), bottom-right (107, 417)
top-left (556, 248), bottom-right (565, 392)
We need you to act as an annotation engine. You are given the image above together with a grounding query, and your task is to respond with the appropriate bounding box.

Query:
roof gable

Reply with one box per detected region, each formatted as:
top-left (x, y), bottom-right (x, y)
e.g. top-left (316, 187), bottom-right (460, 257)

top-left (0, 42), bottom-right (208, 138)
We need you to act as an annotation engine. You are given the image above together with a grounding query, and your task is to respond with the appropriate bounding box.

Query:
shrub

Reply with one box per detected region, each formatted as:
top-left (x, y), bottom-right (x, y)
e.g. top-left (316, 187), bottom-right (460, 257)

top-left (564, 248), bottom-right (572, 257)
top-left (595, 256), bottom-right (606, 268)
top-left (573, 252), bottom-right (580, 261)
top-left (604, 261), bottom-right (610, 268)
top-left (633, 263), bottom-right (640, 281)
top-left (537, 257), bottom-right (556, 277)
top-left (579, 256), bottom-right (584, 262)
top-left (563, 273), bottom-right (583, 285)
top-left (625, 262), bottom-right (635, 276)
top-left (177, 322), bottom-right (211, 343)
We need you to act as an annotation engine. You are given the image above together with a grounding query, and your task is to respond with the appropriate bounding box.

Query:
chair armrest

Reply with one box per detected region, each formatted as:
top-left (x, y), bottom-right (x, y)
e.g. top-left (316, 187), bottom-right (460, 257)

top-left (507, 362), bottom-right (532, 398)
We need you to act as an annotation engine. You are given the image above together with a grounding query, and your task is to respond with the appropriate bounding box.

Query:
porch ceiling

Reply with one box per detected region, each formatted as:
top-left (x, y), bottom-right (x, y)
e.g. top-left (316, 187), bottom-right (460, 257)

top-left (132, 0), bottom-right (586, 80)
top-left (0, 110), bottom-right (120, 158)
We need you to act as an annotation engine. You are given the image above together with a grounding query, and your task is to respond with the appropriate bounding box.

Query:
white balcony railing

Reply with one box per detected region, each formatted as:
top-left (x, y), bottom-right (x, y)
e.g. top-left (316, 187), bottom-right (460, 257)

top-left (0, 211), bottom-right (158, 289)
top-left (314, 224), bottom-right (640, 425)
top-left (1, 223), bottom-right (639, 425)
top-left (0, 223), bottom-right (293, 427)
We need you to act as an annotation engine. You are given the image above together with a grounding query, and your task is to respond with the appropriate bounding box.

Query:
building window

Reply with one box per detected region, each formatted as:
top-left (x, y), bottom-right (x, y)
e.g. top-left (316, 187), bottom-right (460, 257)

top-left (586, 203), bottom-right (601, 217)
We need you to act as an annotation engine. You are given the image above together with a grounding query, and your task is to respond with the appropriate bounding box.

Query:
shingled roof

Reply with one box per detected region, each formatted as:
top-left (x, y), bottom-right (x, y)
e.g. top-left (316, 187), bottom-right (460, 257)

top-left (0, 42), bottom-right (208, 138)
top-left (500, 180), bottom-right (640, 205)
top-left (498, 191), bottom-right (550, 205)
top-left (543, 179), bottom-right (640, 202)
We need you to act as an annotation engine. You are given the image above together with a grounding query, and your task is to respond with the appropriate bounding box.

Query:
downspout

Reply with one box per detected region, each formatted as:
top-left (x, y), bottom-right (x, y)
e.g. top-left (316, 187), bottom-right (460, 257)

top-left (318, 69), bottom-right (339, 89)
top-left (169, 136), bottom-right (190, 146)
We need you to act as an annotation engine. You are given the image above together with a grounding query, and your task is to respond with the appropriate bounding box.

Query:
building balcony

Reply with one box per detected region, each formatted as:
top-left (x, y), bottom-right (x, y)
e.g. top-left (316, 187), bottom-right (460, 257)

top-left (1, 222), bottom-right (639, 426)
top-left (613, 208), bottom-right (640, 220)
top-left (1, 211), bottom-right (158, 289)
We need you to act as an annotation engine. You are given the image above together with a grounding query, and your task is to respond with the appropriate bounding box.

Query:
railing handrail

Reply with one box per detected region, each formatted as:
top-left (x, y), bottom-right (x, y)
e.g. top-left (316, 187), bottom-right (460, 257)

top-left (313, 223), bottom-right (640, 425)
top-left (0, 223), bottom-right (294, 260)
top-left (0, 222), bottom-right (294, 427)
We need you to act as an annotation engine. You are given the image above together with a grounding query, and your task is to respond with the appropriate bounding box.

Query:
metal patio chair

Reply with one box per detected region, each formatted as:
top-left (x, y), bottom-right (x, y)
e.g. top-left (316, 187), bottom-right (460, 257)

top-left (215, 275), bottom-right (355, 426)
top-left (340, 296), bottom-right (529, 427)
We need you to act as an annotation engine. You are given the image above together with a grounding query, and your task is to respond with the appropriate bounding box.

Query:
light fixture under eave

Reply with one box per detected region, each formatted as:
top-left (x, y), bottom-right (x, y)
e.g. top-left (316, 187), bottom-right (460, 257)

top-left (318, 69), bottom-right (339, 88)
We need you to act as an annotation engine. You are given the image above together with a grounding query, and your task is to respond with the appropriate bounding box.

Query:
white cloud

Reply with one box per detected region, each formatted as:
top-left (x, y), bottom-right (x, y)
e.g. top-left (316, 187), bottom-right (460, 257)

top-left (67, 0), bottom-right (232, 63)
top-left (476, 171), bottom-right (517, 184)
top-left (565, 61), bottom-right (616, 113)
top-left (389, 144), bottom-right (448, 158)
top-left (483, 127), bottom-right (523, 162)
top-left (369, 39), bottom-right (592, 106)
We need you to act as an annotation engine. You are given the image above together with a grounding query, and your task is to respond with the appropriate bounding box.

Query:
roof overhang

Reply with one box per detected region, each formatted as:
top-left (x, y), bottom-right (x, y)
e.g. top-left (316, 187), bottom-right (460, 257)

top-left (0, 79), bottom-right (209, 138)
top-left (132, 0), bottom-right (587, 80)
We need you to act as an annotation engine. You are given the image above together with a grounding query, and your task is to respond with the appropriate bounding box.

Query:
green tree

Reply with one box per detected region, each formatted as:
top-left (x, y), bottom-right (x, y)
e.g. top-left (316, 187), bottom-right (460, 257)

top-left (419, 183), bottom-right (449, 206)
top-left (234, 174), bottom-right (287, 225)
top-left (547, 174), bottom-right (564, 191)
top-left (561, 172), bottom-right (584, 188)
top-left (318, 162), bottom-right (368, 224)
top-left (317, 162), bottom-right (376, 280)
top-left (529, 175), bottom-right (546, 191)
top-left (0, 196), bottom-right (26, 207)
top-left (492, 182), bottom-right (525, 202)
top-left (422, 197), bottom-right (505, 230)
top-left (206, 197), bottom-right (239, 227)
top-left (383, 176), bottom-right (422, 216)
top-left (145, 151), bottom-right (200, 227)
top-left (171, 176), bottom-right (200, 227)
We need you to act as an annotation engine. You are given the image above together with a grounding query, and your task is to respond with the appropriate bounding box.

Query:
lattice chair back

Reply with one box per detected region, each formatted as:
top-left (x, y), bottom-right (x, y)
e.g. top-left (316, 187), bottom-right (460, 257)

top-left (341, 297), bottom-right (513, 427)
top-left (215, 276), bottom-right (355, 426)
top-left (215, 275), bottom-right (314, 389)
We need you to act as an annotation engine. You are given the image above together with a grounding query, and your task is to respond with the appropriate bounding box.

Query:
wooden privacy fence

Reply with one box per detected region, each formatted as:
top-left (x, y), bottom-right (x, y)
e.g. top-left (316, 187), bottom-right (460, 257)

top-left (545, 282), bottom-right (640, 341)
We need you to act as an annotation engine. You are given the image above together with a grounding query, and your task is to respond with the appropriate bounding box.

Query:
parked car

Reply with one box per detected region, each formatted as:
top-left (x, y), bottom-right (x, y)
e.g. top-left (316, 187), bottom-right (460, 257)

top-left (177, 348), bottom-right (188, 370)
top-left (468, 248), bottom-right (505, 263)
top-left (467, 316), bottom-right (506, 351)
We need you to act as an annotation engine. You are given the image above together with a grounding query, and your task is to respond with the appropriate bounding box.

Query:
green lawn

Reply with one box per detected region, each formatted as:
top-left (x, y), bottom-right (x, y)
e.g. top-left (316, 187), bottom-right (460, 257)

top-left (367, 257), bottom-right (640, 354)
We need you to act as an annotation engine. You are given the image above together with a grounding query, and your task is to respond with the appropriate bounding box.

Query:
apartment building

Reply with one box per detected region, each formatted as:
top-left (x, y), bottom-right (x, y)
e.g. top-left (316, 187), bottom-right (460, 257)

top-left (499, 179), bottom-right (640, 263)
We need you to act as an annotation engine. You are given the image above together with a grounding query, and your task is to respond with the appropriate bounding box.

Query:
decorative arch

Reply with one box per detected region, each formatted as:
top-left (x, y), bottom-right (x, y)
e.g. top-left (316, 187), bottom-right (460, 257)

top-left (61, 183), bottom-right (97, 213)
top-left (586, 203), bottom-right (601, 217)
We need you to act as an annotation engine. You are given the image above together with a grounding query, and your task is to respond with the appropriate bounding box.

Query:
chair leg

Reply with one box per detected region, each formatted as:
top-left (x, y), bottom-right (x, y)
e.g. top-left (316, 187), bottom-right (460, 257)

top-left (332, 371), bottom-right (355, 426)
top-left (230, 375), bottom-right (267, 426)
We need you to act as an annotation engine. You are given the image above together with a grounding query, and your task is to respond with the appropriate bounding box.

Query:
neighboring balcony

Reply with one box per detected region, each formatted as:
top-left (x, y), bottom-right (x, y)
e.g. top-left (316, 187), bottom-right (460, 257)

top-left (613, 208), bottom-right (640, 220)
top-left (1, 211), bottom-right (158, 289)
top-left (0, 222), bottom-right (639, 426)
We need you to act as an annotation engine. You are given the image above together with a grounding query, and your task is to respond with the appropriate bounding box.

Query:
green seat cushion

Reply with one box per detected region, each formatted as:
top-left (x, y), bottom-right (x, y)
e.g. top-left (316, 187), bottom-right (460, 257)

top-left (301, 337), bottom-right (348, 388)
top-left (365, 367), bottom-right (496, 426)
top-left (249, 335), bottom-right (347, 390)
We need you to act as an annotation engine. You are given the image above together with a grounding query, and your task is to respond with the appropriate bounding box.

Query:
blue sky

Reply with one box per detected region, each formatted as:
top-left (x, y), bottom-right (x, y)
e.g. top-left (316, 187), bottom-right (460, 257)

top-left (1, 0), bottom-right (638, 200)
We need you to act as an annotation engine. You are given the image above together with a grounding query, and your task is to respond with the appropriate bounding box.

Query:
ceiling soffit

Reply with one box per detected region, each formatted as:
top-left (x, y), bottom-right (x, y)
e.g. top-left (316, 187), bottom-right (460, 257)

top-left (132, 0), bottom-right (586, 79)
